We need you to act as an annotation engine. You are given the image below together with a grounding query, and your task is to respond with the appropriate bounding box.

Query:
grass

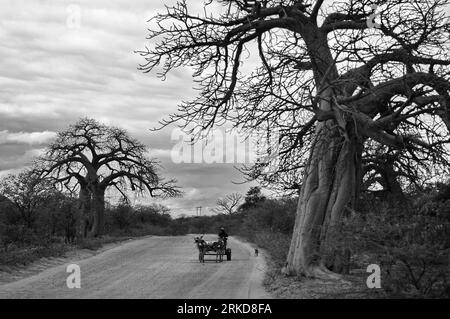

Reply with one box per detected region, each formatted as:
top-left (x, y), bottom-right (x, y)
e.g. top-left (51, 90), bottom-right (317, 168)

top-left (236, 230), bottom-right (291, 267)
top-left (0, 243), bottom-right (68, 270)
top-left (0, 235), bottom-right (132, 270)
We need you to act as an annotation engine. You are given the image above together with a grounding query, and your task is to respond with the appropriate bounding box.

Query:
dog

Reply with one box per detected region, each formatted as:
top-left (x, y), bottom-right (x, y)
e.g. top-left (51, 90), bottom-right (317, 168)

top-left (254, 248), bottom-right (259, 257)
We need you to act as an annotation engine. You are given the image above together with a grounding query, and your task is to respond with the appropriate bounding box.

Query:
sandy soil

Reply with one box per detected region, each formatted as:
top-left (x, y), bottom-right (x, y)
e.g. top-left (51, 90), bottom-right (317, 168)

top-left (0, 235), bottom-right (270, 299)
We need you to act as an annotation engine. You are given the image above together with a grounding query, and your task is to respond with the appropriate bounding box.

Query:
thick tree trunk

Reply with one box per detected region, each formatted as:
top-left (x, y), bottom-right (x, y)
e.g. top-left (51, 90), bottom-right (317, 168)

top-left (382, 164), bottom-right (405, 201)
top-left (283, 26), bottom-right (362, 278)
top-left (284, 119), bottom-right (361, 278)
top-left (79, 186), bottom-right (92, 238)
top-left (89, 187), bottom-right (105, 237)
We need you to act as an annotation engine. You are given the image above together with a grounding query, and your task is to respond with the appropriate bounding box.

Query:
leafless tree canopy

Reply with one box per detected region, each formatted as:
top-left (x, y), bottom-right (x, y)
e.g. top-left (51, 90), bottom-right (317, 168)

top-left (139, 0), bottom-right (450, 185)
top-left (38, 118), bottom-right (180, 198)
top-left (213, 193), bottom-right (244, 214)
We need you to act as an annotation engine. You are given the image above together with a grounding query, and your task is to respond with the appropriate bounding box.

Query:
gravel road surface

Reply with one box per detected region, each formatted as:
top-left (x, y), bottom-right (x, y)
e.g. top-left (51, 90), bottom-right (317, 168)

top-left (0, 235), bottom-right (269, 299)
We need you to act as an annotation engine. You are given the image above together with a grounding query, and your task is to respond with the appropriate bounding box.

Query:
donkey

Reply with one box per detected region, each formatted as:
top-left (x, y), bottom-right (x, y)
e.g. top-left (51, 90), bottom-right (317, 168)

top-left (194, 235), bottom-right (224, 263)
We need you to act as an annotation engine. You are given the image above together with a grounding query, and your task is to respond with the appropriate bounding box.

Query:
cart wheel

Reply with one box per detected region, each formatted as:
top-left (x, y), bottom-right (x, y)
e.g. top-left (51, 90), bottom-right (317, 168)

top-left (226, 248), bottom-right (231, 261)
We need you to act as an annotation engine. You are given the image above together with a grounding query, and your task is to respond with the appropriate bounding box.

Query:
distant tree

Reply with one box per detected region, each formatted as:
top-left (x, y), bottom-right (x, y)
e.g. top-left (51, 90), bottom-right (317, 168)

top-left (213, 193), bottom-right (243, 215)
top-left (38, 118), bottom-right (181, 237)
top-left (135, 204), bottom-right (172, 226)
top-left (239, 187), bottom-right (266, 211)
top-left (0, 169), bottom-right (54, 228)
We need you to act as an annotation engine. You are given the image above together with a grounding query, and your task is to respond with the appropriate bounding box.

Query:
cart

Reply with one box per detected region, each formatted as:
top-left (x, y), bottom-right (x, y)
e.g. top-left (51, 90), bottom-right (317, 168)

top-left (195, 236), bottom-right (232, 263)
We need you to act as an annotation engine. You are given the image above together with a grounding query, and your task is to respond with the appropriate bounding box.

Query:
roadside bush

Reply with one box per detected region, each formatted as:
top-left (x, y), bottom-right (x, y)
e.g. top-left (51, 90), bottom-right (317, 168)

top-left (167, 218), bottom-right (190, 235)
top-left (337, 194), bottom-right (450, 298)
top-left (251, 231), bottom-right (291, 267)
top-left (135, 204), bottom-right (172, 227)
top-left (77, 237), bottom-right (104, 250)
top-left (109, 204), bottom-right (134, 230)
top-left (105, 202), bottom-right (176, 236)
top-left (0, 243), bottom-right (68, 268)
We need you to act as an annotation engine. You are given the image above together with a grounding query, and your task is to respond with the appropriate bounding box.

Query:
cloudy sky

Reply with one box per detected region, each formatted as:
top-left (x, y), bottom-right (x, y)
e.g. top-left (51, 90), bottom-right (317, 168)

top-left (0, 0), bottom-right (259, 217)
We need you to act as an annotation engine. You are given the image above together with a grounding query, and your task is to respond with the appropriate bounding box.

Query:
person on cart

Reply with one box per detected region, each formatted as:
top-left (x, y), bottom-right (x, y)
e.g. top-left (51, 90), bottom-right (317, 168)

top-left (218, 227), bottom-right (228, 248)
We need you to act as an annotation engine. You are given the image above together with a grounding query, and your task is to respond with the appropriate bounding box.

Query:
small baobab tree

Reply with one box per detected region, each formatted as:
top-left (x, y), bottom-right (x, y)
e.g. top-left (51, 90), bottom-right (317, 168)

top-left (139, 0), bottom-right (450, 278)
top-left (38, 118), bottom-right (181, 237)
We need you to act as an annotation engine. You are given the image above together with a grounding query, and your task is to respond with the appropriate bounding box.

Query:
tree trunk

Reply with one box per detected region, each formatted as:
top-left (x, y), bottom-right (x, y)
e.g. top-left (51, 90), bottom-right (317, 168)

top-left (89, 187), bottom-right (105, 237)
top-left (21, 208), bottom-right (34, 229)
top-left (283, 26), bottom-right (362, 278)
top-left (284, 119), bottom-right (361, 278)
top-left (382, 164), bottom-right (405, 202)
top-left (79, 186), bottom-right (92, 238)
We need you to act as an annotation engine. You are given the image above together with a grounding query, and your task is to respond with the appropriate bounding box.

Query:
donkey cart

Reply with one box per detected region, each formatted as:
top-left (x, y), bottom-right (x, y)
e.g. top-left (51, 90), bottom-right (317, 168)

top-left (194, 236), bottom-right (232, 263)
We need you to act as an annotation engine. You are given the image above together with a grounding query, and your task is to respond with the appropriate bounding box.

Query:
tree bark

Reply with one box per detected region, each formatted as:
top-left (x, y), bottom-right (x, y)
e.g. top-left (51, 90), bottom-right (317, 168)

top-left (381, 164), bottom-right (405, 201)
top-left (79, 186), bottom-right (92, 238)
top-left (89, 187), bottom-right (105, 237)
top-left (284, 119), bottom-right (361, 278)
top-left (282, 23), bottom-right (367, 278)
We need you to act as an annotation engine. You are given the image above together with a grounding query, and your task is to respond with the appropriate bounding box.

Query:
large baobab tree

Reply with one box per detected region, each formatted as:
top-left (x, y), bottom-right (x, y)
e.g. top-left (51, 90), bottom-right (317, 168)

top-left (39, 118), bottom-right (180, 237)
top-left (139, 0), bottom-right (450, 278)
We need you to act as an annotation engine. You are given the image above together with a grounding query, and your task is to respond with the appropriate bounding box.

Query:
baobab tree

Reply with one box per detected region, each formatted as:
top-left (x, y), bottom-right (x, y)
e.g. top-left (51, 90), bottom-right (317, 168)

top-left (139, 0), bottom-right (450, 278)
top-left (38, 118), bottom-right (180, 237)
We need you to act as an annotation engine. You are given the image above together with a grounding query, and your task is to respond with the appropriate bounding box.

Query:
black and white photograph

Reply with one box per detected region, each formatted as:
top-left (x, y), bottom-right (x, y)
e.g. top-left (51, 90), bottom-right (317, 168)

top-left (0, 0), bottom-right (449, 305)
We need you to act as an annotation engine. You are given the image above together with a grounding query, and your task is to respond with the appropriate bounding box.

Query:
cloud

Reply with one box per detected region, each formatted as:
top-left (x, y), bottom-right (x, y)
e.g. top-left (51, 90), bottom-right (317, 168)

top-left (0, 147), bottom-right (45, 171)
top-left (0, 130), bottom-right (56, 145)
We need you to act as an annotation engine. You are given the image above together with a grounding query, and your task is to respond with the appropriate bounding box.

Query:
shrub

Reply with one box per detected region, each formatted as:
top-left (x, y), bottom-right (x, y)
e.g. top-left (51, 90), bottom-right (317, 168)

top-left (167, 219), bottom-right (189, 236)
top-left (337, 195), bottom-right (449, 298)
top-left (0, 243), bottom-right (67, 268)
top-left (252, 231), bottom-right (291, 267)
top-left (109, 204), bottom-right (134, 230)
top-left (77, 238), bottom-right (103, 250)
top-left (135, 204), bottom-right (172, 227)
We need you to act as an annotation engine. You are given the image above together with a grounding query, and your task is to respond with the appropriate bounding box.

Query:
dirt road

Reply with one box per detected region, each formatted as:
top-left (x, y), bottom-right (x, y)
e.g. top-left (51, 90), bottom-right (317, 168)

top-left (0, 235), bottom-right (269, 299)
